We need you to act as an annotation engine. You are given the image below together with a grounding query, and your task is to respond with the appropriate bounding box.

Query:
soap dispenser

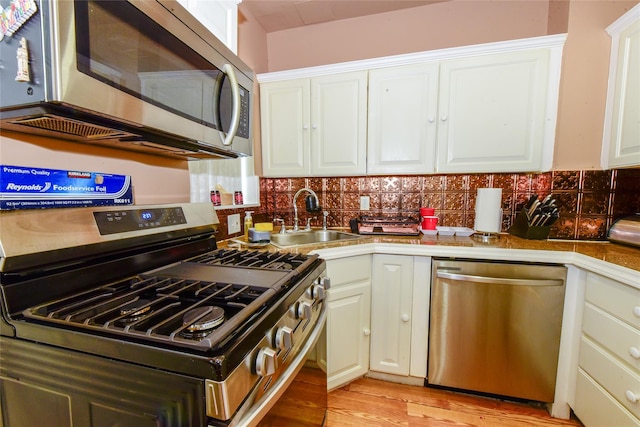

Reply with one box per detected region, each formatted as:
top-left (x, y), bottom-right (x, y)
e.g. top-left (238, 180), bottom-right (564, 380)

top-left (244, 211), bottom-right (254, 239)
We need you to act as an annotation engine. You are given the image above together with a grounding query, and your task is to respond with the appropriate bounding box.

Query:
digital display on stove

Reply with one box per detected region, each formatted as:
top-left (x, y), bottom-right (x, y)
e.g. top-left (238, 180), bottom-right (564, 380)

top-left (93, 207), bottom-right (187, 235)
top-left (140, 211), bottom-right (154, 221)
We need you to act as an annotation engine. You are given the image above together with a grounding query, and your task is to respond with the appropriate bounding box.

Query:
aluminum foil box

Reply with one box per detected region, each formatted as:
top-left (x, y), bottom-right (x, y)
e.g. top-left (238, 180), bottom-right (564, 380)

top-left (0, 165), bottom-right (133, 210)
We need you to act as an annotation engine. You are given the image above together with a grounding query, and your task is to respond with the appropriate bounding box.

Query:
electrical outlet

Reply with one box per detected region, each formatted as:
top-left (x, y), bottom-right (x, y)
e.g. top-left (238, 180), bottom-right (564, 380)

top-left (360, 196), bottom-right (370, 211)
top-left (228, 213), bottom-right (241, 234)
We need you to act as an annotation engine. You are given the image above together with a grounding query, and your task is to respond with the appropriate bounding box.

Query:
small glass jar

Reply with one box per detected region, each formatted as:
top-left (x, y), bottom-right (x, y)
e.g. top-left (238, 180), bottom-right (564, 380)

top-left (210, 190), bottom-right (221, 206)
top-left (234, 191), bottom-right (243, 205)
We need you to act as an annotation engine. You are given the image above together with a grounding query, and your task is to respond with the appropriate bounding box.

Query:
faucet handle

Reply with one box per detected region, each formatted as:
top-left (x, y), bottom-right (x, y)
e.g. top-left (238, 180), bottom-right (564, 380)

top-left (305, 217), bottom-right (316, 231)
top-left (322, 211), bottom-right (329, 230)
top-left (274, 218), bottom-right (286, 234)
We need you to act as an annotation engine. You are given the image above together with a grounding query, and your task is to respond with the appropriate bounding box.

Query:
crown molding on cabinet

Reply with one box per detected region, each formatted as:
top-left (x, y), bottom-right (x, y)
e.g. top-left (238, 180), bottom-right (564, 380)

top-left (257, 33), bottom-right (567, 82)
top-left (606, 2), bottom-right (640, 36)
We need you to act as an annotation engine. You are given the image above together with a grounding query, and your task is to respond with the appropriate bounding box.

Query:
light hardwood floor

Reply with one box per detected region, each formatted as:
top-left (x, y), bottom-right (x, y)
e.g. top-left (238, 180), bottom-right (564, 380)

top-left (327, 378), bottom-right (584, 427)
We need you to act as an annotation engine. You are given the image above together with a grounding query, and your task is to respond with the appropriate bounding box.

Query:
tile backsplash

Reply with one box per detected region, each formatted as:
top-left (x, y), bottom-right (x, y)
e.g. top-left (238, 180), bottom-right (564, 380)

top-left (214, 169), bottom-right (640, 241)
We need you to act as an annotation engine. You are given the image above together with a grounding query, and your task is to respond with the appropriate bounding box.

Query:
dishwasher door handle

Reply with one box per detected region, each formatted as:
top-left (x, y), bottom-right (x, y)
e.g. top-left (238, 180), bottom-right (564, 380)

top-left (436, 271), bottom-right (564, 286)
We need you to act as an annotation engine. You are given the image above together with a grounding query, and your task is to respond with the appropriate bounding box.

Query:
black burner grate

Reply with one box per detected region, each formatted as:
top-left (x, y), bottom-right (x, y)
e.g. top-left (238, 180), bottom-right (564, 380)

top-left (189, 249), bottom-right (310, 270)
top-left (23, 274), bottom-right (275, 351)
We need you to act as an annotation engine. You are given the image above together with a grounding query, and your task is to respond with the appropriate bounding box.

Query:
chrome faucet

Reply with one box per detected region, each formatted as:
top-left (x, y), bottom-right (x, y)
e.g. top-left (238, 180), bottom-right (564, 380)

top-left (292, 188), bottom-right (320, 232)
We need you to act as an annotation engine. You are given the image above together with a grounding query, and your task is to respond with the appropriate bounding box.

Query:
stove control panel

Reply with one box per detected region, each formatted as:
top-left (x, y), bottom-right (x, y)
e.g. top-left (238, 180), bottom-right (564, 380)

top-left (93, 206), bottom-right (187, 235)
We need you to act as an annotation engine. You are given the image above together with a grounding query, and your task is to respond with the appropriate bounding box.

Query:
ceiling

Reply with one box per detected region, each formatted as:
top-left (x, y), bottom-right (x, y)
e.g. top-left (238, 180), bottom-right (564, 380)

top-left (240, 0), bottom-right (448, 33)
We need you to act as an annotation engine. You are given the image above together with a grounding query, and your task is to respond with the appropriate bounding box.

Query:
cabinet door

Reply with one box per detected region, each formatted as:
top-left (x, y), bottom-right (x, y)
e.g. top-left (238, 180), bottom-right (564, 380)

top-left (326, 282), bottom-right (371, 390)
top-left (260, 79), bottom-right (310, 177)
top-left (603, 15), bottom-right (640, 169)
top-left (437, 49), bottom-right (551, 173)
top-left (370, 255), bottom-right (414, 376)
top-left (177, 0), bottom-right (240, 53)
top-left (325, 255), bottom-right (372, 390)
top-left (310, 72), bottom-right (368, 176)
top-left (368, 63), bottom-right (438, 174)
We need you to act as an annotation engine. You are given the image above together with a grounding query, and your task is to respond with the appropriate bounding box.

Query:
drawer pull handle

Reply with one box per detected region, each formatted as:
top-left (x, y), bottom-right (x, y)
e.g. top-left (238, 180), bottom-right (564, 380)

top-left (625, 390), bottom-right (640, 404)
top-left (630, 346), bottom-right (640, 359)
top-left (634, 306), bottom-right (640, 318)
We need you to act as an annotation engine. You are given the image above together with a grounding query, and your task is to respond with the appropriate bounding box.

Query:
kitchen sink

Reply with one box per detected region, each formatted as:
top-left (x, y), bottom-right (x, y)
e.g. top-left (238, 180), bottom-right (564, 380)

top-left (269, 230), bottom-right (364, 248)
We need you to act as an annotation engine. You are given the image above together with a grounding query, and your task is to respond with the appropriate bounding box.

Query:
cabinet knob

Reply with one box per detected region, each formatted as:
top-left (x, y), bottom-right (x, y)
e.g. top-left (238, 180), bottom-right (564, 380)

top-left (634, 306), bottom-right (640, 318)
top-left (428, 116), bottom-right (435, 123)
top-left (303, 125), bottom-right (309, 130)
top-left (401, 314), bottom-right (410, 322)
top-left (363, 328), bottom-right (371, 336)
top-left (625, 390), bottom-right (640, 404)
top-left (440, 115), bottom-right (448, 121)
top-left (630, 346), bottom-right (640, 359)
top-left (312, 124), bottom-right (318, 129)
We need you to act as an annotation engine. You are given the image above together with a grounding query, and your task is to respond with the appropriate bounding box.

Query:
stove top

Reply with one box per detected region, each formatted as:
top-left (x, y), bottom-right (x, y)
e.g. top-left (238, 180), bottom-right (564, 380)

top-left (19, 248), bottom-right (319, 352)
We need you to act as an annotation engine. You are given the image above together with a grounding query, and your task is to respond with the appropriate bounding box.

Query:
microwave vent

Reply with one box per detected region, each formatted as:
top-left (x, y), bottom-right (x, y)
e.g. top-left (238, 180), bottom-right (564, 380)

top-left (12, 115), bottom-right (134, 140)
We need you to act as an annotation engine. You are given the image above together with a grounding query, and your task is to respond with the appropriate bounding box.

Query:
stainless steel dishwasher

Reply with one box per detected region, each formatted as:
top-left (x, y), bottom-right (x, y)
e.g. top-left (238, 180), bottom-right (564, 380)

top-left (428, 259), bottom-right (567, 403)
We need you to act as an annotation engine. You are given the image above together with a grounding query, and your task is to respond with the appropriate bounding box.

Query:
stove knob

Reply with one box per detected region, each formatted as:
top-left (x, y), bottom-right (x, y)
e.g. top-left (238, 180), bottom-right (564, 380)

top-left (297, 301), bottom-right (312, 320)
top-left (306, 284), bottom-right (325, 301)
top-left (255, 347), bottom-right (277, 377)
top-left (319, 276), bottom-right (331, 290)
top-left (275, 326), bottom-right (293, 351)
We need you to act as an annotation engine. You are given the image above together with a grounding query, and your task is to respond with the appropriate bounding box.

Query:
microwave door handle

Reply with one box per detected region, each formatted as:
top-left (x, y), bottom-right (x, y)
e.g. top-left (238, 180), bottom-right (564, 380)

top-left (436, 271), bottom-right (564, 287)
top-left (221, 64), bottom-right (240, 146)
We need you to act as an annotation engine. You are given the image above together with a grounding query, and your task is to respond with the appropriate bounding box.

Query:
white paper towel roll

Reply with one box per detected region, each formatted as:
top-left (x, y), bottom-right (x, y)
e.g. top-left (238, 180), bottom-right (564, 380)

top-left (474, 188), bottom-right (502, 233)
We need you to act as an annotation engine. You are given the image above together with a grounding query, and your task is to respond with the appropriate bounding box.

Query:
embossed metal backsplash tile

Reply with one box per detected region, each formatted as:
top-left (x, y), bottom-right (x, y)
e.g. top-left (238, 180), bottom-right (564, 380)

top-left (258, 169), bottom-right (640, 240)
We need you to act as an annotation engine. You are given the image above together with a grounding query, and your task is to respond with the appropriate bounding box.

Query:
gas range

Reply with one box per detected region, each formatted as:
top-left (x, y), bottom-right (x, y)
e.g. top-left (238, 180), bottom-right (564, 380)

top-left (0, 203), bottom-right (328, 426)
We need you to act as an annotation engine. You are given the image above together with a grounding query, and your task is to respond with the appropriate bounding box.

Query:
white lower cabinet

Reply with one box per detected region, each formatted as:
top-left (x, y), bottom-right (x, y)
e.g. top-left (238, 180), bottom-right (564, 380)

top-left (573, 272), bottom-right (640, 426)
top-left (369, 255), bottom-right (430, 379)
top-left (324, 255), bottom-right (372, 390)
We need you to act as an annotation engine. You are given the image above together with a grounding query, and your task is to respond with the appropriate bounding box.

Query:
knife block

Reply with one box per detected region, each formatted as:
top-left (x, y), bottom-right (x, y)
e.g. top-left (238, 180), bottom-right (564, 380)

top-left (509, 209), bottom-right (551, 240)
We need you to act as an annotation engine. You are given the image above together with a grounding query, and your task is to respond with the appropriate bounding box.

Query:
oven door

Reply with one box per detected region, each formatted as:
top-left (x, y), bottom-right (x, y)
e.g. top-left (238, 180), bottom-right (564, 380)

top-left (228, 308), bottom-right (327, 427)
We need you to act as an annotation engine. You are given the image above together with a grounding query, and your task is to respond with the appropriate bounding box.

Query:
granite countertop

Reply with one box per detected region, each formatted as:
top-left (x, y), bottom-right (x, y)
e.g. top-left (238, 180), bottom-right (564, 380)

top-left (220, 231), bottom-right (640, 283)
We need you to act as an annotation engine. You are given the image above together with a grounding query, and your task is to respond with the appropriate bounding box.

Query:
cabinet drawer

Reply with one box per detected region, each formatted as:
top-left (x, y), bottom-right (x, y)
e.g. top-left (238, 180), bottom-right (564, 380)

top-left (579, 336), bottom-right (640, 419)
top-left (585, 272), bottom-right (640, 329)
top-left (325, 255), bottom-right (371, 288)
top-left (583, 302), bottom-right (640, 373)
top-left (574, 368), bottom-right (640, 427)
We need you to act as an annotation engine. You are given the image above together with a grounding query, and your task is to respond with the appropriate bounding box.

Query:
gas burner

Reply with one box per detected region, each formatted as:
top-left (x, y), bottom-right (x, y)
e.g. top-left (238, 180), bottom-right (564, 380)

top-left (266, 262), bottom-right (292, 270)
top-left (119, 299), bottom-right (151, 322)
top-left (183, 305), bottom-right (225, 332)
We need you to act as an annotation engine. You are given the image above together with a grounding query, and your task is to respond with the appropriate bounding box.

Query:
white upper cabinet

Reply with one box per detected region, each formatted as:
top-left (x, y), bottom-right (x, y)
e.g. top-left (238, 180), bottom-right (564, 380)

top-left (436, 49), bottom-right (554, 173)
top-left (367, 63), bottom-right (439, 175)
top-left (601, 4), bottom-right (640, 169)
top-left (177, 0), bottom-right (241, 53)
top-left (260, 72), bottom-right (368, 177)
top-left (258, 34), bottom-right (565, 176)
top-left (260, 78), bottom-right (310, 177)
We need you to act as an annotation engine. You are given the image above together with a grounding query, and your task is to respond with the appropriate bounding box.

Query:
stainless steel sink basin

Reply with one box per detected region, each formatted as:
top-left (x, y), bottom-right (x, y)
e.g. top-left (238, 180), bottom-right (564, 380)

top-left (269, 230), bottom-right (363, 248)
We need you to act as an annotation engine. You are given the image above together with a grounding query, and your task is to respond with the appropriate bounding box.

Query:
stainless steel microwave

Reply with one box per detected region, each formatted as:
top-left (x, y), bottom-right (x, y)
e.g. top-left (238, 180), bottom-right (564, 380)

top-left (0, 0), bottom-right (253, 159)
